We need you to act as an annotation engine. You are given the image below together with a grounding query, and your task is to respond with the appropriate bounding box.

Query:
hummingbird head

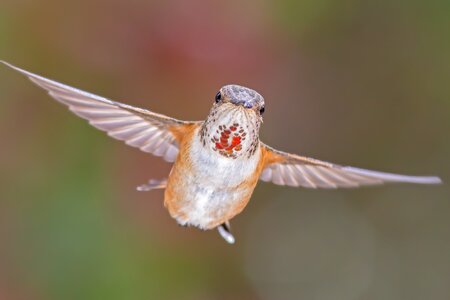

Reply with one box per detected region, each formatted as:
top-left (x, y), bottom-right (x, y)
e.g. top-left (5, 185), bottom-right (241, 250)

top-left (217, 84), bottom-right (265, 113)
top-left (200, 84), bottom-right (265, 159)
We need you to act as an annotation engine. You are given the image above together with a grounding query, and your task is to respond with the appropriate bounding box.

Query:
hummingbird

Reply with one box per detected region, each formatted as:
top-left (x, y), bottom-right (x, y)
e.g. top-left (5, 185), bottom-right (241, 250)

top-left (1, 61), bottom-right (442, 244)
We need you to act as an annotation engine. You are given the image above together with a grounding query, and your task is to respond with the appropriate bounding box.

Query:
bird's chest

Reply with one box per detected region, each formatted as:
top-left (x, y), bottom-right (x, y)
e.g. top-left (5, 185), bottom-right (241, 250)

top-left (164, 127), bottom-right (262, 229)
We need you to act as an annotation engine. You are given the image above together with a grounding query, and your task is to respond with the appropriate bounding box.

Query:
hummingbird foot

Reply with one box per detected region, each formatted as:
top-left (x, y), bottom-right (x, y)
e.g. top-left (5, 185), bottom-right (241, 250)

top-left (136, 178), bottom-right (167, 192)
top-left (217, 221), bottom-right (235, 244)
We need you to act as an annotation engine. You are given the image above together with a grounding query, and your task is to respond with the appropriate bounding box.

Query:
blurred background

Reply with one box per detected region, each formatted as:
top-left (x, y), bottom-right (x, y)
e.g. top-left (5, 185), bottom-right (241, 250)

top-left (0, 0), bottom-right (449, 299)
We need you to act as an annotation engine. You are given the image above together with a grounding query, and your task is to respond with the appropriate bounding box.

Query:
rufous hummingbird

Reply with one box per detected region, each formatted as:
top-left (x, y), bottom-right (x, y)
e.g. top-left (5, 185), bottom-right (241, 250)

top-left (1, 61), bottom-right (442, 244)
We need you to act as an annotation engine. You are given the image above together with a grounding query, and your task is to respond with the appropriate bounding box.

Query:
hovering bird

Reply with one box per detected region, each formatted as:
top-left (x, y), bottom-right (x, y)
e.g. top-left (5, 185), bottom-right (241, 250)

top-left (1, 61), bottom-right (442, 244)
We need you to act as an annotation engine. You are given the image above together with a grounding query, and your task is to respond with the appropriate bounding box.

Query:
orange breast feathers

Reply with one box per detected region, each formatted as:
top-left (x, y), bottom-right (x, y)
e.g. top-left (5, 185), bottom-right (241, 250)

top-left (163, 123), bottom-right (273, 229)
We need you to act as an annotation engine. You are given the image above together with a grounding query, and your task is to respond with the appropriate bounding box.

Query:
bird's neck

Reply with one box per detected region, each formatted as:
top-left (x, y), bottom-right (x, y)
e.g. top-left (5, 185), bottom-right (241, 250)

top-left (199, 112), bottom-right (260, 159)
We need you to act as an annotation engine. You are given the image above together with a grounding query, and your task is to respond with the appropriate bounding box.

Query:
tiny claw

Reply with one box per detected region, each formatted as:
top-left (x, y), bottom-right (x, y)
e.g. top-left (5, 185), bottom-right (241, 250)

top-left (136, 178), bottom-right (167, 192)
top-left (217, 222), bottom-right (235, 244)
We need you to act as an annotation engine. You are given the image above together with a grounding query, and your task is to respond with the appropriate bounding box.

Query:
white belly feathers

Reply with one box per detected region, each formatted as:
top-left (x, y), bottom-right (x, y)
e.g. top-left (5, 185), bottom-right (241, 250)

top-left (176, 127), bottom-right (261, 228)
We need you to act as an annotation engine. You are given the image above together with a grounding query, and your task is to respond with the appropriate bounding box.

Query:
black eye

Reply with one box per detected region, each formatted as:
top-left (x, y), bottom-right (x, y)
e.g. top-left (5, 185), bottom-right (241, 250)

top-left (215, 92), bottom-right (222, 103)
top-left (259, 106), bottom-right (265, 115)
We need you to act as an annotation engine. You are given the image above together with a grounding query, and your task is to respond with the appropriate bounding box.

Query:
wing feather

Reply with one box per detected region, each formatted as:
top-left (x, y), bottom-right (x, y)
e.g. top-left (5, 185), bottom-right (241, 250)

top-left (2, 61), bottom-right (200, 162)
top-left (260, 143), bottom-right (442, 188)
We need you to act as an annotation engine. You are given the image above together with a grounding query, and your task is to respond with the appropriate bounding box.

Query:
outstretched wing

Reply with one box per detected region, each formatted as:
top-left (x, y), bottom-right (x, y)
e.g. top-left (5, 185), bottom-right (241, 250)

top-left (2, 61), bottom-right (199, 162)
top-left (260, 143), bottom-right (442, 188)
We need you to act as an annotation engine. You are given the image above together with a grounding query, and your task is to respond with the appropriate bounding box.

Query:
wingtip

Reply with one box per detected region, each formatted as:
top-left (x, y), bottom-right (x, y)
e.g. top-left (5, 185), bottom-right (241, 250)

top-left (343, 166), bottom-right (443, 185)
top-left (413, 176), bottom-right (443, 185)
top-left (1, 60), bottom-right (22, 72)
top-left (425, 176), bottom-right (443, 185)
top-left (1, 61), bottom-right (48, 82)
top-left (1, 60), bottom-right (12, 67)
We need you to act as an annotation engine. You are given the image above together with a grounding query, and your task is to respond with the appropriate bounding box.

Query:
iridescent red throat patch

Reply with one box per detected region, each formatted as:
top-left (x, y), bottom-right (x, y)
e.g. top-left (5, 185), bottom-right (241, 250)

top-left (211, 123), bottom-right (247, 158)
